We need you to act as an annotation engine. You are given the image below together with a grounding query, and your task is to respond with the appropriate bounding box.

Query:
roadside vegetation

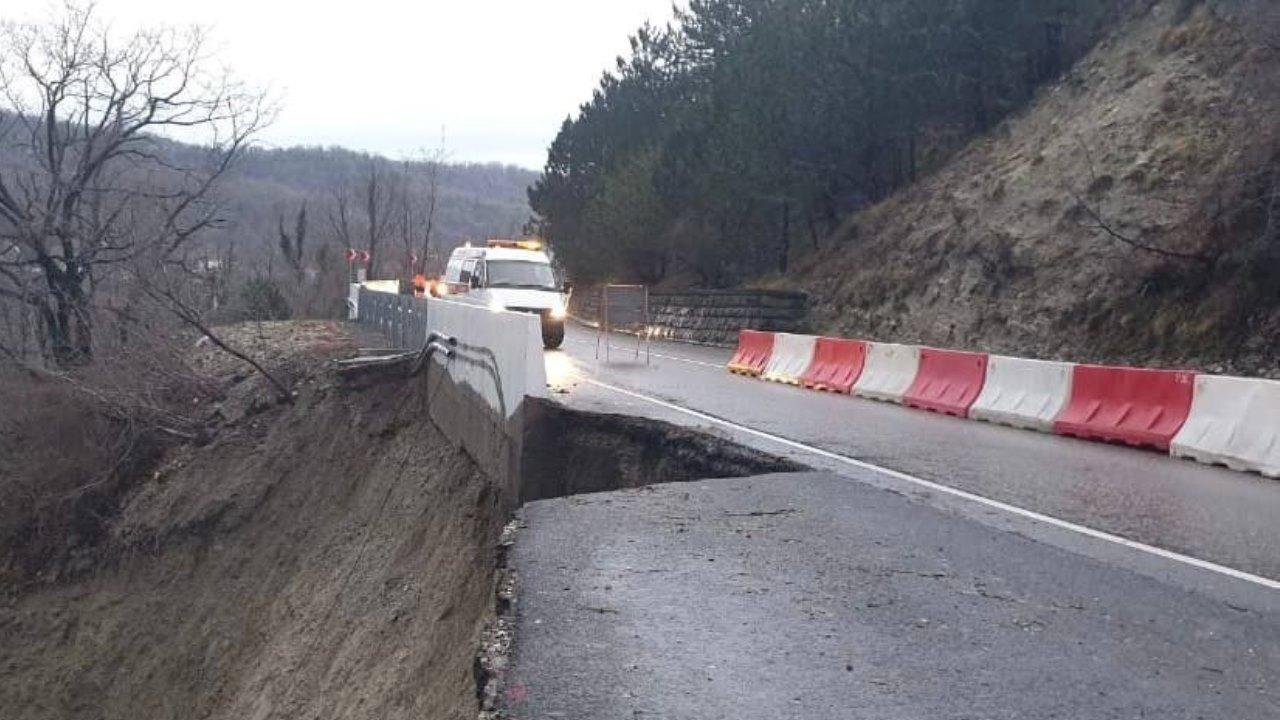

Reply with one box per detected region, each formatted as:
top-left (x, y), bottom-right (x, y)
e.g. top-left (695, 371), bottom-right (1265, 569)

top-left (530, 0), bottom-right (1129, 285)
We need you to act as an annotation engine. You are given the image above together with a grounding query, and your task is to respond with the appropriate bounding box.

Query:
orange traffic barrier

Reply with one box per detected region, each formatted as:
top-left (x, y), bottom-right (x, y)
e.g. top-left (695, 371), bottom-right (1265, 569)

top-left (904, 348), bottom-right (989, 417)
top-left (727, 330), bottom-right (775, 377)
top-left (1053, 365), bottom-right (1195, 450)
top-left (800, 338), bottom-right (867, 393)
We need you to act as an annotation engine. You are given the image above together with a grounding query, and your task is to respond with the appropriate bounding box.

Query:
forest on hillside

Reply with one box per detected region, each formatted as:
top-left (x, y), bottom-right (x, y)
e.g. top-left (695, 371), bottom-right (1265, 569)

top-left (530, 0), bottom-right (1130, 286)
top-left (207, 146), bottom-right (536, 315)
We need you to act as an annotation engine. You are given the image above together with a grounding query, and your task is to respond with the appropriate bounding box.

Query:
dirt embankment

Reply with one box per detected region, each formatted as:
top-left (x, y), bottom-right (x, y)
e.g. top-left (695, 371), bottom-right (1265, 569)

top-left (790, 1), bottom-right (1280, 376)
top-left (0, 322), bottom-right (507, 720)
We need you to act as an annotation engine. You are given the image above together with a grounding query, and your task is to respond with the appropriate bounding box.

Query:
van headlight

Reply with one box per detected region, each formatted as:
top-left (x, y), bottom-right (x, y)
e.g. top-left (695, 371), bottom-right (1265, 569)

top-left (489, 298), bottom-right (505, 313)
top-left (549, 304), bottom-right (567, 320)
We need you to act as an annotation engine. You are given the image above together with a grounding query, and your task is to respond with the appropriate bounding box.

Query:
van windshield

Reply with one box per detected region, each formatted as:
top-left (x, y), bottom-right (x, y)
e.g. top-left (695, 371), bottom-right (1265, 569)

top-left (486, 260), bottom-right (558, 290)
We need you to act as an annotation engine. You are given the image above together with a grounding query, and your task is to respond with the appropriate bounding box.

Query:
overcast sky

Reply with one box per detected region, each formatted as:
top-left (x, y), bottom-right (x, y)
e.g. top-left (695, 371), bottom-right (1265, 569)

top-left (5, 0), bottom-right (681, 169)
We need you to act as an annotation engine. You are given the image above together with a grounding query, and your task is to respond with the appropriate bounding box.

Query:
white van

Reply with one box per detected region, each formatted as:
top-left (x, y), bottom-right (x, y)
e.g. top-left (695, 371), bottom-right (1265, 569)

top-left (441, 239), bottom-right (571, 349)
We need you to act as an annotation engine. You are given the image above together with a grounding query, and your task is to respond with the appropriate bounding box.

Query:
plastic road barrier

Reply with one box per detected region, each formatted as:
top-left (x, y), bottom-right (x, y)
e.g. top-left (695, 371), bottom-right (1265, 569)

top-left (970, 356), bottom-right (1075, 432)
top-left (852, 343), bottom-right (921, 404)
top-left (727, 330), bottom-right (775, 377)
top-left (1053, 365), bottom-right (1195, 450)
top-left (904, 348), bottom-right (989, 417)
top-left (760, 333), bottom-right (818, 385)
top-left (800, 337), bottom-right (868, 394)
top-left (1171, 375), bottom-right (1280, 477)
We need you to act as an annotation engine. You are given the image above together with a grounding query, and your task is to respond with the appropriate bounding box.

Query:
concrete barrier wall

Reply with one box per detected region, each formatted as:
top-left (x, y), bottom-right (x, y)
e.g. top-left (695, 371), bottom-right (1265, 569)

top-left (425, 298), bottom-right (548, 420)
top-left (970, 356), bottom-right (1075, 432)
top-left (355, 288), bottom-right (551, 506)
top-left (1172, 375), bottom-right (1280, 477)
top-left (572, 288), bottom-right (808, 346)
top-left (760, 333), bottom-right (816, 385)
top-left (853, 343), bottom-right (921, 404)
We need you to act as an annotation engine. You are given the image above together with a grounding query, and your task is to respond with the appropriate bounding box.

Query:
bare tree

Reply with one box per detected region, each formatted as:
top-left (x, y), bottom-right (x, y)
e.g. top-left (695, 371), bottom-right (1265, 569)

top-left (277, 202), bottom-right (307, 283)
top-left (0, 3), bottom-right (270, 365)
top-left (418, 133), bottom-right (448, 275)
top-left (362, 159), bottom-right (394, 277)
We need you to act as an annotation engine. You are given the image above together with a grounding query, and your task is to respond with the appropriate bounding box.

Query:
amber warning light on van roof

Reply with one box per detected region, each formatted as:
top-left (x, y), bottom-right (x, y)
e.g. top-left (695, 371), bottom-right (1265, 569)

top-left (487, 238), bottom-right (543, 251)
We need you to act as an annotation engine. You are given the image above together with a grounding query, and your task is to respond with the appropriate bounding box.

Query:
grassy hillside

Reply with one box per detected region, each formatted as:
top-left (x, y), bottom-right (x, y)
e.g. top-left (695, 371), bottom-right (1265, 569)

top-left (788, 1), bottom-right (1279, 375)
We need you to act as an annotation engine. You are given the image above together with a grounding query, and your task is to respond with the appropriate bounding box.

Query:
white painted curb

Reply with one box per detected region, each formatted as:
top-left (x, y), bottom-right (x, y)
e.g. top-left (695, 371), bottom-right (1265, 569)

top-left (760, 333), bottom-right (817, 385)
top-left (970, 356), bottom-right (1075, 432)
top-left (852, 342), bottom-right (920, 404)
top-left (1171, 375), bottom-right (1280, 478)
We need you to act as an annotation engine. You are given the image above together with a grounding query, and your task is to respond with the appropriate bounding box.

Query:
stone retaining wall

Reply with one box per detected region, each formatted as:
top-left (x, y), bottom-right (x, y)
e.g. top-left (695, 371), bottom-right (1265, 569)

top-left (571, 288), bottom-right (808, 347)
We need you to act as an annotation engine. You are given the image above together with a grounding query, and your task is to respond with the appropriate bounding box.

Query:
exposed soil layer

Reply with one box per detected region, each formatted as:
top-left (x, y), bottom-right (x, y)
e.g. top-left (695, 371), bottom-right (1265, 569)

top-left (0, 323), bottom-right (507, 720)
top-left (521, 397), bottom-right (806, 503)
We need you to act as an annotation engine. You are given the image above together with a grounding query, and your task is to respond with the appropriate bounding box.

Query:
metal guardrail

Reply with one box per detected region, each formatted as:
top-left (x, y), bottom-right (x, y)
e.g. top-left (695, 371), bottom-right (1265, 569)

top-left (356, 288), bottom-right (510, 418)
top-left (357, 287), bottom-right (430, 349)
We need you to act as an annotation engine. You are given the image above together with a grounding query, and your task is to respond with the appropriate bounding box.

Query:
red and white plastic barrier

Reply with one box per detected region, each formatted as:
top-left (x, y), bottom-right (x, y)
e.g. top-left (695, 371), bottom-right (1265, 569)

top-left (969, 356), bottom-right (1075, 432)
top-left (1052, 365), bottom-right (1195, 451)
top-left (728, 330), bottom-right (775, 377)
top-left (904, 348), bottom-right (988, 417)
top-left (853, 343), bottom-right (921, 404)
top-left (800, 338), bottom-right (867, 394)
top-left (1171, 375), bottom-right (1280, 477)
top-left (761, 333), bottom-right (817, 385)
top-left (720, 328), bottom-right (1278, 479)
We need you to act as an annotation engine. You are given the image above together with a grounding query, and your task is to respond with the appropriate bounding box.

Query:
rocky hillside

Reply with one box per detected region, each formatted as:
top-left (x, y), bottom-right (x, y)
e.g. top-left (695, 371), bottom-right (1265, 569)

top-left (790, 0), bottom-right (1280, 376)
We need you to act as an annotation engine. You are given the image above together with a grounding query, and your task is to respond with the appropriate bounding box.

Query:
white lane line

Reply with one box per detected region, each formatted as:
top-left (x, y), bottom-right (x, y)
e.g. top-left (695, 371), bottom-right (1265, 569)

top-left (582, 376), bottom-right (1280, 591)
top-left (566, 338), bottom-right (726, 370)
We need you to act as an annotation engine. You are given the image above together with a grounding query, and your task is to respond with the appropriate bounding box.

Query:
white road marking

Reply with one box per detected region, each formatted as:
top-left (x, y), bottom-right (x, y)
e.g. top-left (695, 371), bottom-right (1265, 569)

top-left (566, 337), bottom-right (726, 370)
top-left (582, 376), bottom-right (1280, 592)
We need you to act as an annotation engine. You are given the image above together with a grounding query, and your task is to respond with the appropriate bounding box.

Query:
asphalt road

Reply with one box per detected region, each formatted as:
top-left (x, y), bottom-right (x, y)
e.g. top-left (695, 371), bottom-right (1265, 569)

top-left (506, 324), bottom-right (1280, 717)
top-left (550, 324), bottom-right (1280, 584)
top-left (505, 473), bottom-right (1279, 719)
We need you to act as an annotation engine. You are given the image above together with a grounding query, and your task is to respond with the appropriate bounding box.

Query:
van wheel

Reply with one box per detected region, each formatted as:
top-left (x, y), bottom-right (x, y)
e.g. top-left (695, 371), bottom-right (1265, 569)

top-left (542, 319), bottom-right (565, 349)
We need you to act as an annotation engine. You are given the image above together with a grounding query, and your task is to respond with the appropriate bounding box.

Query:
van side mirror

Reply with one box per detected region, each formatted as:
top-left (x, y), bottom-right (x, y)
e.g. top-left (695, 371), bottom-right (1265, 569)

top-left (470, 274), bottom-right (483, 289)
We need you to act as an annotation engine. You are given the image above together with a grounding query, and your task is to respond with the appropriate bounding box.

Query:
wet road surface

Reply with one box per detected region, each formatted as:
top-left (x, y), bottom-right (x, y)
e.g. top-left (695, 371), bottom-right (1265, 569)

top-left (505, 473), bottom-right (1279, 719)
top-left (550, 323), bottom-right (1280, 583)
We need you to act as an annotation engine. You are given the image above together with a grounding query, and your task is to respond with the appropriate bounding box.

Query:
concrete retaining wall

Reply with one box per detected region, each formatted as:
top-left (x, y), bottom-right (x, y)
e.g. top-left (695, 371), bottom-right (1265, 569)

top-left (355, 287), bottom-right (548, 508)
top-left (572, 287), bottom-right (807, 346)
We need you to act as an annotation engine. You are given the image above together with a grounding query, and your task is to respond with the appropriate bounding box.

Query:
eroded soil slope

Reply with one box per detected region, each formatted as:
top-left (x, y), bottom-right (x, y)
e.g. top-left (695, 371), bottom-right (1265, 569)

top-left (0, 323), bottom-right (506, 720)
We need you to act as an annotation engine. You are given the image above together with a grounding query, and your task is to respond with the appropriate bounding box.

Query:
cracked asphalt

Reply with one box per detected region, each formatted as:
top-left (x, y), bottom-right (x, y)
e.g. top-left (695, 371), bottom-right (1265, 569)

top-left (504, 472), bottom-right (1278, 719)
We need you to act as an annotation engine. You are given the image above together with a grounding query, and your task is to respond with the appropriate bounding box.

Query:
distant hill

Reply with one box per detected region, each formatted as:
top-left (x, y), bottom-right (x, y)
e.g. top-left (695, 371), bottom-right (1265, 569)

top-left (217, 145), bottom-right (538, 263)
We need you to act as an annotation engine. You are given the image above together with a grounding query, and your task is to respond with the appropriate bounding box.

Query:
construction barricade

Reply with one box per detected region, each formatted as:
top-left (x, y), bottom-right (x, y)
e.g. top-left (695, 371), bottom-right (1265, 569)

top-left (852, 343), bottom-right (921, 404)
top-left (760, 333), bottom-right (817, 385)
top-left (727, 330), bottom-right (776, 377)
top-left (1053, 365), bottom-right (1195, 451)
top-left (1171, 375), bottom-right (1280, 477)
top-left (800, 337), bottom-right (867, 394)
top-left (904, 348), bottom-right (989, 417)
top-left (970, 356), bottom-right (1075, 432)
